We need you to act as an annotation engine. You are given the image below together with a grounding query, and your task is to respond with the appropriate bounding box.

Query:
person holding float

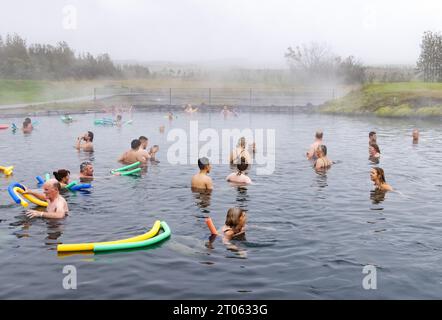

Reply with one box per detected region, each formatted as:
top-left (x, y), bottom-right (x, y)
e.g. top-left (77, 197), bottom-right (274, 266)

top-left (24, 179), bottom-right (69, 219)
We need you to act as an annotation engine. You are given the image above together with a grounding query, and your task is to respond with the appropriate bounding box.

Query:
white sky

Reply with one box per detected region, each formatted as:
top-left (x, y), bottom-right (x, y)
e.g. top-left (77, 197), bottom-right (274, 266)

top-left (0, 0), bottom-right (441, 67)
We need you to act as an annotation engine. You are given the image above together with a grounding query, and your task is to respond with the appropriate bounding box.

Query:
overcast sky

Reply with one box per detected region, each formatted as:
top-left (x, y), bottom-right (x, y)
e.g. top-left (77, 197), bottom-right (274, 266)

top-left (1, 0), bottom-right (441, 67)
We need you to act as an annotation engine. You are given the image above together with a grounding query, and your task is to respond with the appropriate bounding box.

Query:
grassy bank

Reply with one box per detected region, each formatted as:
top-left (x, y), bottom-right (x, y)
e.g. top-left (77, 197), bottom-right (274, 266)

top-left (321, 82), bottom-right (442, 117)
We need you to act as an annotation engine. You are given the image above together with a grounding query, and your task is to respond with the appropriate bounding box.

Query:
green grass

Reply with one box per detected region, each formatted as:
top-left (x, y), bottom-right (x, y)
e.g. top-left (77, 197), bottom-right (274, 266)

top-left (321, 82), bottom-right (442, 117)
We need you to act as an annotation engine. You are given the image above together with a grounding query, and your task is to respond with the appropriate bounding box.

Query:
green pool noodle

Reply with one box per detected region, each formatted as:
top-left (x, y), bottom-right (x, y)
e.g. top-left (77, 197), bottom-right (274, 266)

top-left (112, 162), bottom-right (141, 173)
top-left (93, 221), bottom-right (171, 252)
top-left (65, 181), bottom-right (78, 189)
top-left (45, 173), bottom-right (51, 181)
top-left (119, 168), bottom-right (142, 176)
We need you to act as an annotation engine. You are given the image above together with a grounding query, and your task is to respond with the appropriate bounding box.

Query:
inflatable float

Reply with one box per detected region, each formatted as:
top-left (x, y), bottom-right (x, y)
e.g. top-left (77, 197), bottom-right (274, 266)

top-left (111, 162), bottom-right (142, 176)
top-left (0, 124), bottom-right (9, 130)
top-left (0, 166), bottom-right (14, 176)
top-left (206, 217), bottom-right (218, 235)
top-left (57, 220), bottom-right (171, 252)
top-left (8, 182), bottom-right (48, 208)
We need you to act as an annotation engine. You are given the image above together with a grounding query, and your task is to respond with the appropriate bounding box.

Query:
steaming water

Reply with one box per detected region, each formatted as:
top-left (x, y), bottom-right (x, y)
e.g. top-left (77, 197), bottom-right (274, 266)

top-left (0, 111), bottom-right (441, 299)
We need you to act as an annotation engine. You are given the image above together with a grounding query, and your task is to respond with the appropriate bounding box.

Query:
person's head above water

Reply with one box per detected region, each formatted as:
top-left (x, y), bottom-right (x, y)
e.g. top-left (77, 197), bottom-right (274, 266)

top-left (23, 117), bottom-right (32, 128)
top-left (315, 130), bottom-right (323, 140)
top-left (369, 131), bottom-right (377, 143)
top-left (198, 157), bottom-right (211, 172)
top-left (225, 207), bottom-right (247, 231)
top-left (139, 136), bottom-right (148, 149)
top-left (316, 144), bottom-right (327, 157)
top-left (412, 129), bottom-right (419, 142)
top-left (131, 139), bottom-right (141, 150)
top-left (80, 161), bottom-right (94, 177)
top-left (370, 167), bottom-right (386, 184)
top-left (42, 179), bottom-right (61, 201)
top-left (84, 131), bottom-right (94, 142)
top-left (53, 169), bottom-right (71, 184)
top-left (369, 143), bottom-right (381, 156)
top-left (237, 137), bottom-right (246, 149)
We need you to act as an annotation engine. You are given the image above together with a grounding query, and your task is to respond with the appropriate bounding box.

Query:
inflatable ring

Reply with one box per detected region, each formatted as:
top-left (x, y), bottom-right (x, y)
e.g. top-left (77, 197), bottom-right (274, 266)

top-left (57, 220), bottom-right (162, 252)
top-left (0, 166), bottom-right (14, 176)
top-left (94, 221), bottom-right (171, 252)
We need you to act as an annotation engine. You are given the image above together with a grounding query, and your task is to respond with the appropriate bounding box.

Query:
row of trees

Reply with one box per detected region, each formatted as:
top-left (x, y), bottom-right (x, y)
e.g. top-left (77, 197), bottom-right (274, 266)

top-left (0, 34), bottom-right (151, 80)
top-left (284, 43), bottom-right (366, 84)
top-left (417, 31), bottom-right (442, 82)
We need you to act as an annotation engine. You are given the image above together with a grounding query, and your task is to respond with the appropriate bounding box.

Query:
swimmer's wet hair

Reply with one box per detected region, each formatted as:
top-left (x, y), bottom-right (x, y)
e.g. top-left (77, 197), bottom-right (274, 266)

top-left (371, 143), bottom-right (380, 153)
top-left (237, 157), bottom-right (249, 174)
top-left (131, 139), bottom-right (141, 149)
top-left (139, 136), bottom-right (148, 141)
top-left (369, 131), bottom-right (376, 138)
top-left (225, 207), bottom-right (246, 228)
top-left (315, 131), bottom-right (323, 139)
top-left (87, 131), bottom-right (94, 142)
top-left (53, 169), bottom-right (70, 182)
top-left (373, 167), bottom-right (386, 184)
top-left (317, 144), bottom-right (327, 156)
top-left (198, 157), bottom-right (210, 170)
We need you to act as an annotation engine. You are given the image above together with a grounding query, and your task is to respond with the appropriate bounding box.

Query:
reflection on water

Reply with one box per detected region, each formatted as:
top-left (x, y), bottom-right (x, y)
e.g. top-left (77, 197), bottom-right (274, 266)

top-left (370, 189), bottom-right (387, 205)
top-left (192, 189), bottom-right (212, 215)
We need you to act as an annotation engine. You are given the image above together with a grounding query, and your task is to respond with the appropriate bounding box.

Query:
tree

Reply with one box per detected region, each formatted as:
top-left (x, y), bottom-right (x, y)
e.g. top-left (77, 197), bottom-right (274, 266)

top-left (417, 31), bottom-right (442, 82)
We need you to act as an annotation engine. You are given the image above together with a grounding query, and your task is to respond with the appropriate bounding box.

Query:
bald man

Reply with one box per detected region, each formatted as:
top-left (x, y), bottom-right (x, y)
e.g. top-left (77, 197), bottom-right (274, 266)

top-left (24, 179), bottom-right (69, 219)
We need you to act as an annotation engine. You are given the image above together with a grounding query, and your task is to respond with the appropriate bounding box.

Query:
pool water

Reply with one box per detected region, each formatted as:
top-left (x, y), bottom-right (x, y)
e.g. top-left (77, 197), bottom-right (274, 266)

top-left (0, 111), bottom-right (442, 299)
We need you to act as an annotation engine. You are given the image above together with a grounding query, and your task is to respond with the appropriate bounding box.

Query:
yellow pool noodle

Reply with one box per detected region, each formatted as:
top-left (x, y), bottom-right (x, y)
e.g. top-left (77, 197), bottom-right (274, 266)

top-left (15, 187), bottom-right (48, 207)
top-left (57, 220), bottom-right (161, 252)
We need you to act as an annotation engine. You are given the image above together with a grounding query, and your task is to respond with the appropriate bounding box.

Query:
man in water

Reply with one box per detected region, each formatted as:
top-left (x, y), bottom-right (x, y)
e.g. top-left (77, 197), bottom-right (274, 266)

top-left (306, 130), bottom-right (323, 160)
top-left (22, 117), bottom-right (33, 134)
top-left (25, 179), bottom-right (69, 219)
top-left (412, 129), bottom-right (419, 144)
top-left (369, 131), bottom-right (377, 145)
top-left (119, 139), bottom-right (147, 164)
top-left (79, 161), bottom-right (94, 180)
top-left (137, 136), bottom-right (152, 160)
top-left (76, 131), bottom-right (94, 152)
top-left (191, 157), bottom-right (213, 190)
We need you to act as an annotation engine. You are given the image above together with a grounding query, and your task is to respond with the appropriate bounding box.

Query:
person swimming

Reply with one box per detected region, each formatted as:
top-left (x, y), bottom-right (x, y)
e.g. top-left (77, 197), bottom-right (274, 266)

top-left (79, 161), bottom-right (94, 181)
top-left (222, 207), bottom-right (247, 242)
top-left (307, 130), bottom-right (323, 160)
top-left (24, 179), bottom-right (69, 219)
top-left (76, 131), bottom-right (94, 152)
top-left (118, 139), bottom-right (148, 165)
top-left (369, 143), bottom-right (381, 162)
top-left (230, 137), bottom-right (252, 165)
top-left (226, 157), bottom-right (252, 184)
top-left (53, 169), bottom-right (71, 188)
top-left (22, 117), bottom-right (33, 134)
top-left (314, 145), bottom-right (332, 170)
top-left (370, 167), bottom-right (393, 191)
top-left (412, 129), bottom-right (419, 144)
top-left (191, 157), bottom-right (213, 191)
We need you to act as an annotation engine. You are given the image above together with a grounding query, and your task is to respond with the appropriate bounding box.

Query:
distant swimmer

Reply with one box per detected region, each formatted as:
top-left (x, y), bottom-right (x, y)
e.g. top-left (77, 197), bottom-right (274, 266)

top-left (149, 145), bottom-right (160, 161)
top-left (184, 104), bottom-right (198, 113)
top-left (22, 117), bottom-right (33, 134)
top-left (222, 207), bottom-right (247, 242)
top-left (369, 131), bottom-right (377, 146)
top-left (168, 112), bottom-right (175, 121)
top-left (226, 157), bottom-right (252, 184)
top-left (307, 130), bottom-right (323, 160)
top-left (230, 137), bottom-right (252, 165)
top-left (412, 129), bottom-right (419, 144)
top-left (314, 145), bottom-right (332, 170)
top-left (79, 161), bottom-right (94, 181)
top-left (115, 114), bottom-right (123, 126)
top-left (118, 139), bottom-right (147, 165)
top-left (370, 167), bottom-right (393, 192)
top-left (191, 157), bottom-right (213, 191)
top-left (76, 131), bottom-right (94, 152)
top-left (53, 169), bottom-right (71, 188)
top-left (24, 179), bottom-right (69, 219)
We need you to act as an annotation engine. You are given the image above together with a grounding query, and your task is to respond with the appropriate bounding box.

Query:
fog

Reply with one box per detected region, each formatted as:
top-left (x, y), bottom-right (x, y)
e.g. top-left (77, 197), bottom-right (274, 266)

top-left (0, 0), bottom-right (441, 67)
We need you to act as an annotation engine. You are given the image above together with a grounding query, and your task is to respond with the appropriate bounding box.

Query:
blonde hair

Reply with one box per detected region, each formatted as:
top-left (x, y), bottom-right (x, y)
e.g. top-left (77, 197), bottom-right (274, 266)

top-left (225, 207), bottom-right (245, 228)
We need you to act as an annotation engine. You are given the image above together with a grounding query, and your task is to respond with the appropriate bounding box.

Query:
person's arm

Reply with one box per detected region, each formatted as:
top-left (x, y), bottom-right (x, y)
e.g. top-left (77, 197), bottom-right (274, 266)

top-left (75, 137), bottom-right (82, 150)
top-left (206, 177), bottom-right (214, 190)
top-left (137, 154), bottom-right (147, 164)
top-left (26, 207), bottom-right (66, 219)
top-left (118, 152), bottom-right (126, 162)
top-left (23, 189), bottom-right (46, 201)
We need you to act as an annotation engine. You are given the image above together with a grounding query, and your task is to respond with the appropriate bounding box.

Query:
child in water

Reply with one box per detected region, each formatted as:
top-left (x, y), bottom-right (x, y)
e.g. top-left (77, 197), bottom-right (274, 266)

top-left (222, 207), bottom-right (247, 242)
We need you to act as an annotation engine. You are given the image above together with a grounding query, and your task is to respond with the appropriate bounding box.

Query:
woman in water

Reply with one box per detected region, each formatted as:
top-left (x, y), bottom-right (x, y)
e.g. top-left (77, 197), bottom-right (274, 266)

top-left (226, 157), bottom-right (252, 184)
top-left (314, 145), bottom-right (332, 170)
top-left (53, 169), bottom-right (71, 188)
top-left (370, 167), bottom-right (393, 191)
top-left (222, 207), bottom-right (247, 242)
top-left (229, 137), bottom-right (252, 165)
top-left (22, 117), bottom-right (33, 133)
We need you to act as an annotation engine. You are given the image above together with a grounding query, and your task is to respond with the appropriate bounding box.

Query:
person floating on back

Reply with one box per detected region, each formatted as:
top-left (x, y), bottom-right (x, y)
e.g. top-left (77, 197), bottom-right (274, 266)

top-left (370, 167), bottom-right (393, 192)
top-left (118, 139), bottom-right (147, 165)
top-left (226, 157), bottom-right (252, 184)
top-left (191, 157), bottom-right (213, 191)
top-left (76, 131), bottom-right (94, 152)
top-left (24, 179), bottom-right (69, 219)
top-left (307, 130), bottom-right (323, 160)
